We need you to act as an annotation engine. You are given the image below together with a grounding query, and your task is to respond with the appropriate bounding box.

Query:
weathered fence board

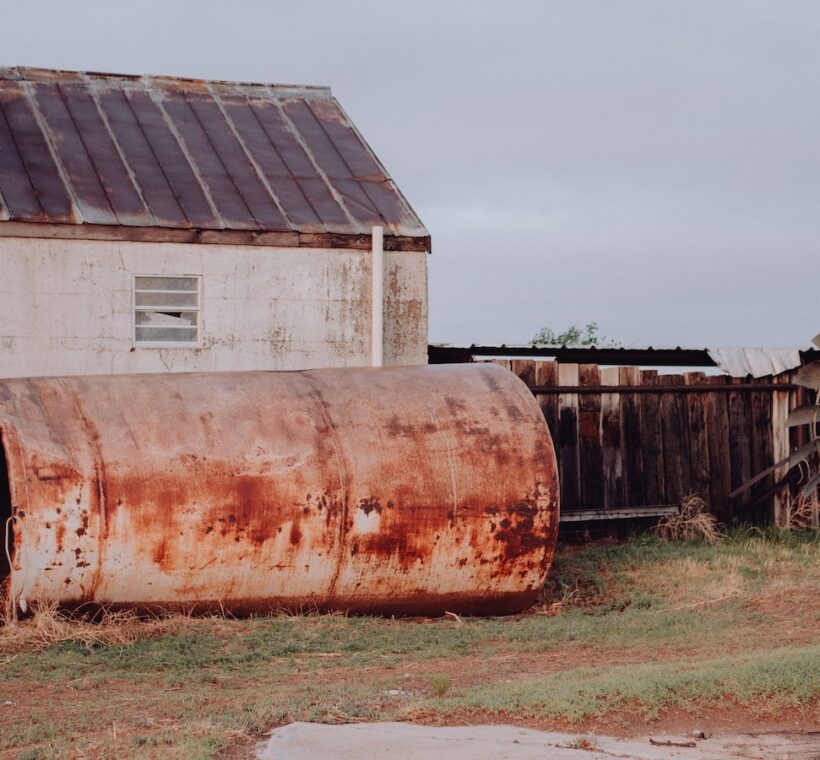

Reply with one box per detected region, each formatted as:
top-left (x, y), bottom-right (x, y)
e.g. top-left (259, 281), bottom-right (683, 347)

top-left (557, 363), bottom-right (580, 512)
top-left (578, 364), bottom-right (604, 508)
top-left (705, 375), bottom-right (732, 522)
top-left (600, 367), bottom-right (624, 508)
top-left (502, 359), bottom-right (809, 523)
top-left (638, 370), bottom-right (663, 506)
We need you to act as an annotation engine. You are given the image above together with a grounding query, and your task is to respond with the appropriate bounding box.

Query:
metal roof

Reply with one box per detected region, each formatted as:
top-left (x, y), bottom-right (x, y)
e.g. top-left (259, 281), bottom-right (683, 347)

top-left (0, 67), bottom-right (429, 250)
top-left (706, 347), bottom-right (803, 378)
top-left (429, 343), bottom-right (820, 376)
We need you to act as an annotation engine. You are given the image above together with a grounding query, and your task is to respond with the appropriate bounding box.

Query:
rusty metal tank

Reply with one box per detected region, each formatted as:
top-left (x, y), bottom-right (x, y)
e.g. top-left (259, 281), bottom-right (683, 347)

top-left (0, 364), bottom-right (559, 616)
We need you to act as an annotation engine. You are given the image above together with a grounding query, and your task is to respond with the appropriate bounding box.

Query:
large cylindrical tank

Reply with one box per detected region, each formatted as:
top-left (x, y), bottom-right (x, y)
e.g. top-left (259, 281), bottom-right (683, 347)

top-left (0, 364), bottom-right (559, 616)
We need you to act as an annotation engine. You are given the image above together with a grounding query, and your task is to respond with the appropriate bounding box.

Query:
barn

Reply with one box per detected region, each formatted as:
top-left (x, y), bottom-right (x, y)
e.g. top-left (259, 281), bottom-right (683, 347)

top-left (0, 67), bottom-right (430, 378)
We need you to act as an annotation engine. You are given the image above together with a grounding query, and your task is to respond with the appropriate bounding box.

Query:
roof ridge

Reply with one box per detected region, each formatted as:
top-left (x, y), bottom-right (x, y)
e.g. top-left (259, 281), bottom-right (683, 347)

top-left (0, 66), bottom-right (333, 96)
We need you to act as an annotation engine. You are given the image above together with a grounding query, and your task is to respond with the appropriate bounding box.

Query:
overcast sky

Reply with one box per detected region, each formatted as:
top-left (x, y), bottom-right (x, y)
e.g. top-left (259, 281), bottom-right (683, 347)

top-left (2, 1), bottom-right (817, 348)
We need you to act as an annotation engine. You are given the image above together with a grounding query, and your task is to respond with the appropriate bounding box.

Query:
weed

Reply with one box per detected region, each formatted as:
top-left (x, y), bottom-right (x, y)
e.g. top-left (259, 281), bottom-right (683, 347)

top-left (656, 494), bottom-right (720, 542)
top-left (429, 673), bottom-right (451, 696)
top-left (780, 492), bottom-right (819, 531)
top-left (0, 601), bottom-right (192, 655)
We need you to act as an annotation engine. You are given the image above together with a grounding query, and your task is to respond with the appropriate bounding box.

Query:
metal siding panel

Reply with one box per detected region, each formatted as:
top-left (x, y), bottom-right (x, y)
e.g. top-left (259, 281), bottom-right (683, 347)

top-left (97, 89), bottom-right (191, 228)
top-left (0, 82), bottom-right (74, 222)
top-left (358, 180), bottom-right (424, 235)
top-left (30, 82), bottom-right (117, 225)
top-left (186, 93), bottom-right (290, 231)
top-left (220, 95), bottom-right (325, 231)
top-left (250, 99), bottom-right (352, 230)
top-left (283, 100), bottom-right (396, 229)
top-left (306, 99), bottom-right (426, 230)
top-left (220, 97), bottom-right (291, 176)
top-left (294, 177), bottom-right (353, 229)
top-left (282, 99), bottom-right (352, 179)
top-left (59, 83), bottom-right (154, 226)
top-left (124, 89), bottom-right (222, 229)
top-left (0, 90), bottom-right (44, 220)
top-left (306, 99), bottom-right (384, 180)
top-left (249, 100), bottom-right (321, 177)
top-left (161, 91), bottom-right (259, 230)
top-left (332, 177), bottom-right (387, 228)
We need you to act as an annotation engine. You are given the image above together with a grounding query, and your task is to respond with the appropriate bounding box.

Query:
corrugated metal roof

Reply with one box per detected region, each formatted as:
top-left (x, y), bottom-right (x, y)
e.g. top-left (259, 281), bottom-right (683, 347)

top-left (0, 67), bottom-right (428, 249)
top-left (706, 347), bottom-right (803, 378)
top-left (429, 343), bottom-right (819, 377)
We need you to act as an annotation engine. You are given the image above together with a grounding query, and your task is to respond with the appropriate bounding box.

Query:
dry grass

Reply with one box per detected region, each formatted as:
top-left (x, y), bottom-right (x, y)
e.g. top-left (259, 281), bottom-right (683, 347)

top-left (533, 582), bottom-right (583, 616)
top-left (656, 494), bottom-right (720, 543)
top-left (429, 673), bottom-right (451, 696)
top-left (0, 532), bottom-right (816, 758)
top-left (0, 602), bottom-right (191, 655)
top-left (779, 492), bottom-right (819, 531)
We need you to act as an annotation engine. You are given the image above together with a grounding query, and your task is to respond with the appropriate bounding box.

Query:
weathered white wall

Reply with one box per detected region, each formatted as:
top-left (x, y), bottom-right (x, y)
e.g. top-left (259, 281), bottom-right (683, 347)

top-left (0, 237), bottom-right (428, 378)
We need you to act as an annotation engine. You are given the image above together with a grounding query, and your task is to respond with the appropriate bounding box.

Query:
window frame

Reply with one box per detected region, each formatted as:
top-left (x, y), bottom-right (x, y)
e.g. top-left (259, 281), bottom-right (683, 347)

top-left (132, 274), bottom-right (202, 349)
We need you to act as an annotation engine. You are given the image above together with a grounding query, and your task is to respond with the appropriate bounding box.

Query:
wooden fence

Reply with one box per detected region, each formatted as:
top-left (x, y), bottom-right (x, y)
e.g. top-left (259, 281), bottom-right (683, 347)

top-left (492, 359), bottom-right (812, 524)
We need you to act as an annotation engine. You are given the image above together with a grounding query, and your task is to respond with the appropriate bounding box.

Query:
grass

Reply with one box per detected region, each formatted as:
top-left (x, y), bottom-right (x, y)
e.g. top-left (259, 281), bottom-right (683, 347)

top-left (435, 644), bottom-right (820, 721)
top-left (429, 673), bottom-right (451, 696)
top-left (0, 528), bottom-right (817, 758)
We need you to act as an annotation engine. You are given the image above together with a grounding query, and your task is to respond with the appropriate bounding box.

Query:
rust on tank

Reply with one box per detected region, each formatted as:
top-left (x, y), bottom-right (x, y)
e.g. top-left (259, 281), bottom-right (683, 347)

top-left (0, 364), bottom-right (559, 617)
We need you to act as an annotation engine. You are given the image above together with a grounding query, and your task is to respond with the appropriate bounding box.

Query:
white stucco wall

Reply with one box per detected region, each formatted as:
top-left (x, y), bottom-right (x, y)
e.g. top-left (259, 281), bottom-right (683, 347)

top-left (0, 236), bottom-right (428, 378)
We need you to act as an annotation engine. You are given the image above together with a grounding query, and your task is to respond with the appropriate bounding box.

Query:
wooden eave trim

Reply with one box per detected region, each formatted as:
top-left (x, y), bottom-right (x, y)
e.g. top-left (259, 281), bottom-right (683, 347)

top-left (0, 222), bottom-right (431, 253)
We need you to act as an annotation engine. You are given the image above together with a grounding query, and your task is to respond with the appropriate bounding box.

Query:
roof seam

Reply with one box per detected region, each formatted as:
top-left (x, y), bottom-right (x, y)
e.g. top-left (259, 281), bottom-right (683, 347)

top-left (120, 83), bottom-right (191, 226)
top-left (303, 101), bottom-right (357, 183)
top-left (244, 98), bottom-right (326, 231)
top-left (17, 82), bottom-right (79, 222)
top-left (303, 100), bottom-right (386, 225)
top-left (331, 97), bottom-right (429, 237)
top-left (81, 74), bottom-right (158, 227)
top-left (0, 182), bottom-right (9, 220)
top-left (0, 101), bottom-right (39, 218)
top-left (180, 89), bottom-right (261, 229)
top-left (270, 90), bottom-right (364, 234)
top-left (54, 82), bottom-right (119, 222)
top-left (143, 78), bottom-right (223, 228)
top-left (208, 83), bottom-right (295, 232)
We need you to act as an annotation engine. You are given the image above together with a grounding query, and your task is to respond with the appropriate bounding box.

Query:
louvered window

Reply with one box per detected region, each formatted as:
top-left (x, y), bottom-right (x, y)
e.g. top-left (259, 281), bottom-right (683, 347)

top-left (134, 276), bottom-right (200, 346)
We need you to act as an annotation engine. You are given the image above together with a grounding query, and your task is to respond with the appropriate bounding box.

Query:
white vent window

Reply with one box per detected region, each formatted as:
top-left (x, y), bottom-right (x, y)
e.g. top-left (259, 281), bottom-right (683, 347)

top-left (134, 276), bottom-right (201, 346)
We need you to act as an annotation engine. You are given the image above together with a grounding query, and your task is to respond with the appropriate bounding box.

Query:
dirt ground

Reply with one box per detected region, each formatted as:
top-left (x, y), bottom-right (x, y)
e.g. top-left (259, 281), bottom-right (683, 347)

top-left (1, 532), bottom-right (817, 758)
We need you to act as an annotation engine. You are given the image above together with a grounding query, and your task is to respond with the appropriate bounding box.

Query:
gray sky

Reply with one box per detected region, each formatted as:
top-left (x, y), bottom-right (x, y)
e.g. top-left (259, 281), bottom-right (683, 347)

top-left (3, 1), bottom-right (817, 348)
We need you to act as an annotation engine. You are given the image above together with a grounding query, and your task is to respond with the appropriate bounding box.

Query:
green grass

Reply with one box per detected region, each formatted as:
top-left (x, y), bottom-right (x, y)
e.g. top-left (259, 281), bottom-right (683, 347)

top-left (434, 644), bottom-right (820, 721)
top-left (1, 529), bottom-right (817, 758)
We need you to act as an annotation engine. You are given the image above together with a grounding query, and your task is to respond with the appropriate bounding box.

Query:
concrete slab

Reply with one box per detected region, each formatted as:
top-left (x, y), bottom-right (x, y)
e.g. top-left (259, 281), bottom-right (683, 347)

top-left (258, 722), bottom-right (820, 760)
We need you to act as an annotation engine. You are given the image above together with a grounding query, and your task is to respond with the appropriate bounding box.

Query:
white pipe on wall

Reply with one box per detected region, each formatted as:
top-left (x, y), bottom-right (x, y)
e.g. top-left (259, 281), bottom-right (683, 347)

top-left (371, 225), bottom-right (384, 367)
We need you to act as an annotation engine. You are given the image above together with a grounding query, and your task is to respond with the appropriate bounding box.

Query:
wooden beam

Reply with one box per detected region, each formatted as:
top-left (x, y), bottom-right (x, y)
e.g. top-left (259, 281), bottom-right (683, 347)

top-left (0, 221), bottom-right (431, 252)
top-left (560, 506), bottom-right (679, 522)
top-left (530, 384), bottom-right (803, 394)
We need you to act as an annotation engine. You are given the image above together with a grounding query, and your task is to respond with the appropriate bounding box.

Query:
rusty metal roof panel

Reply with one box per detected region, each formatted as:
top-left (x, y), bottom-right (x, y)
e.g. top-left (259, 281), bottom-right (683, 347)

top-left (0, 80), bottom-right (76, 223)
top-left (0, 67), bottom-right (428, 245)
top-left (54, 83), bottom-right (155, 226)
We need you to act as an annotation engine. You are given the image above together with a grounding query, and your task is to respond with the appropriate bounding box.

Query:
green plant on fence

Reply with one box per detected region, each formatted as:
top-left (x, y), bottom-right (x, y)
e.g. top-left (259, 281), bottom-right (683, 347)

top-left (530, 322), bottom-right (620, 348)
